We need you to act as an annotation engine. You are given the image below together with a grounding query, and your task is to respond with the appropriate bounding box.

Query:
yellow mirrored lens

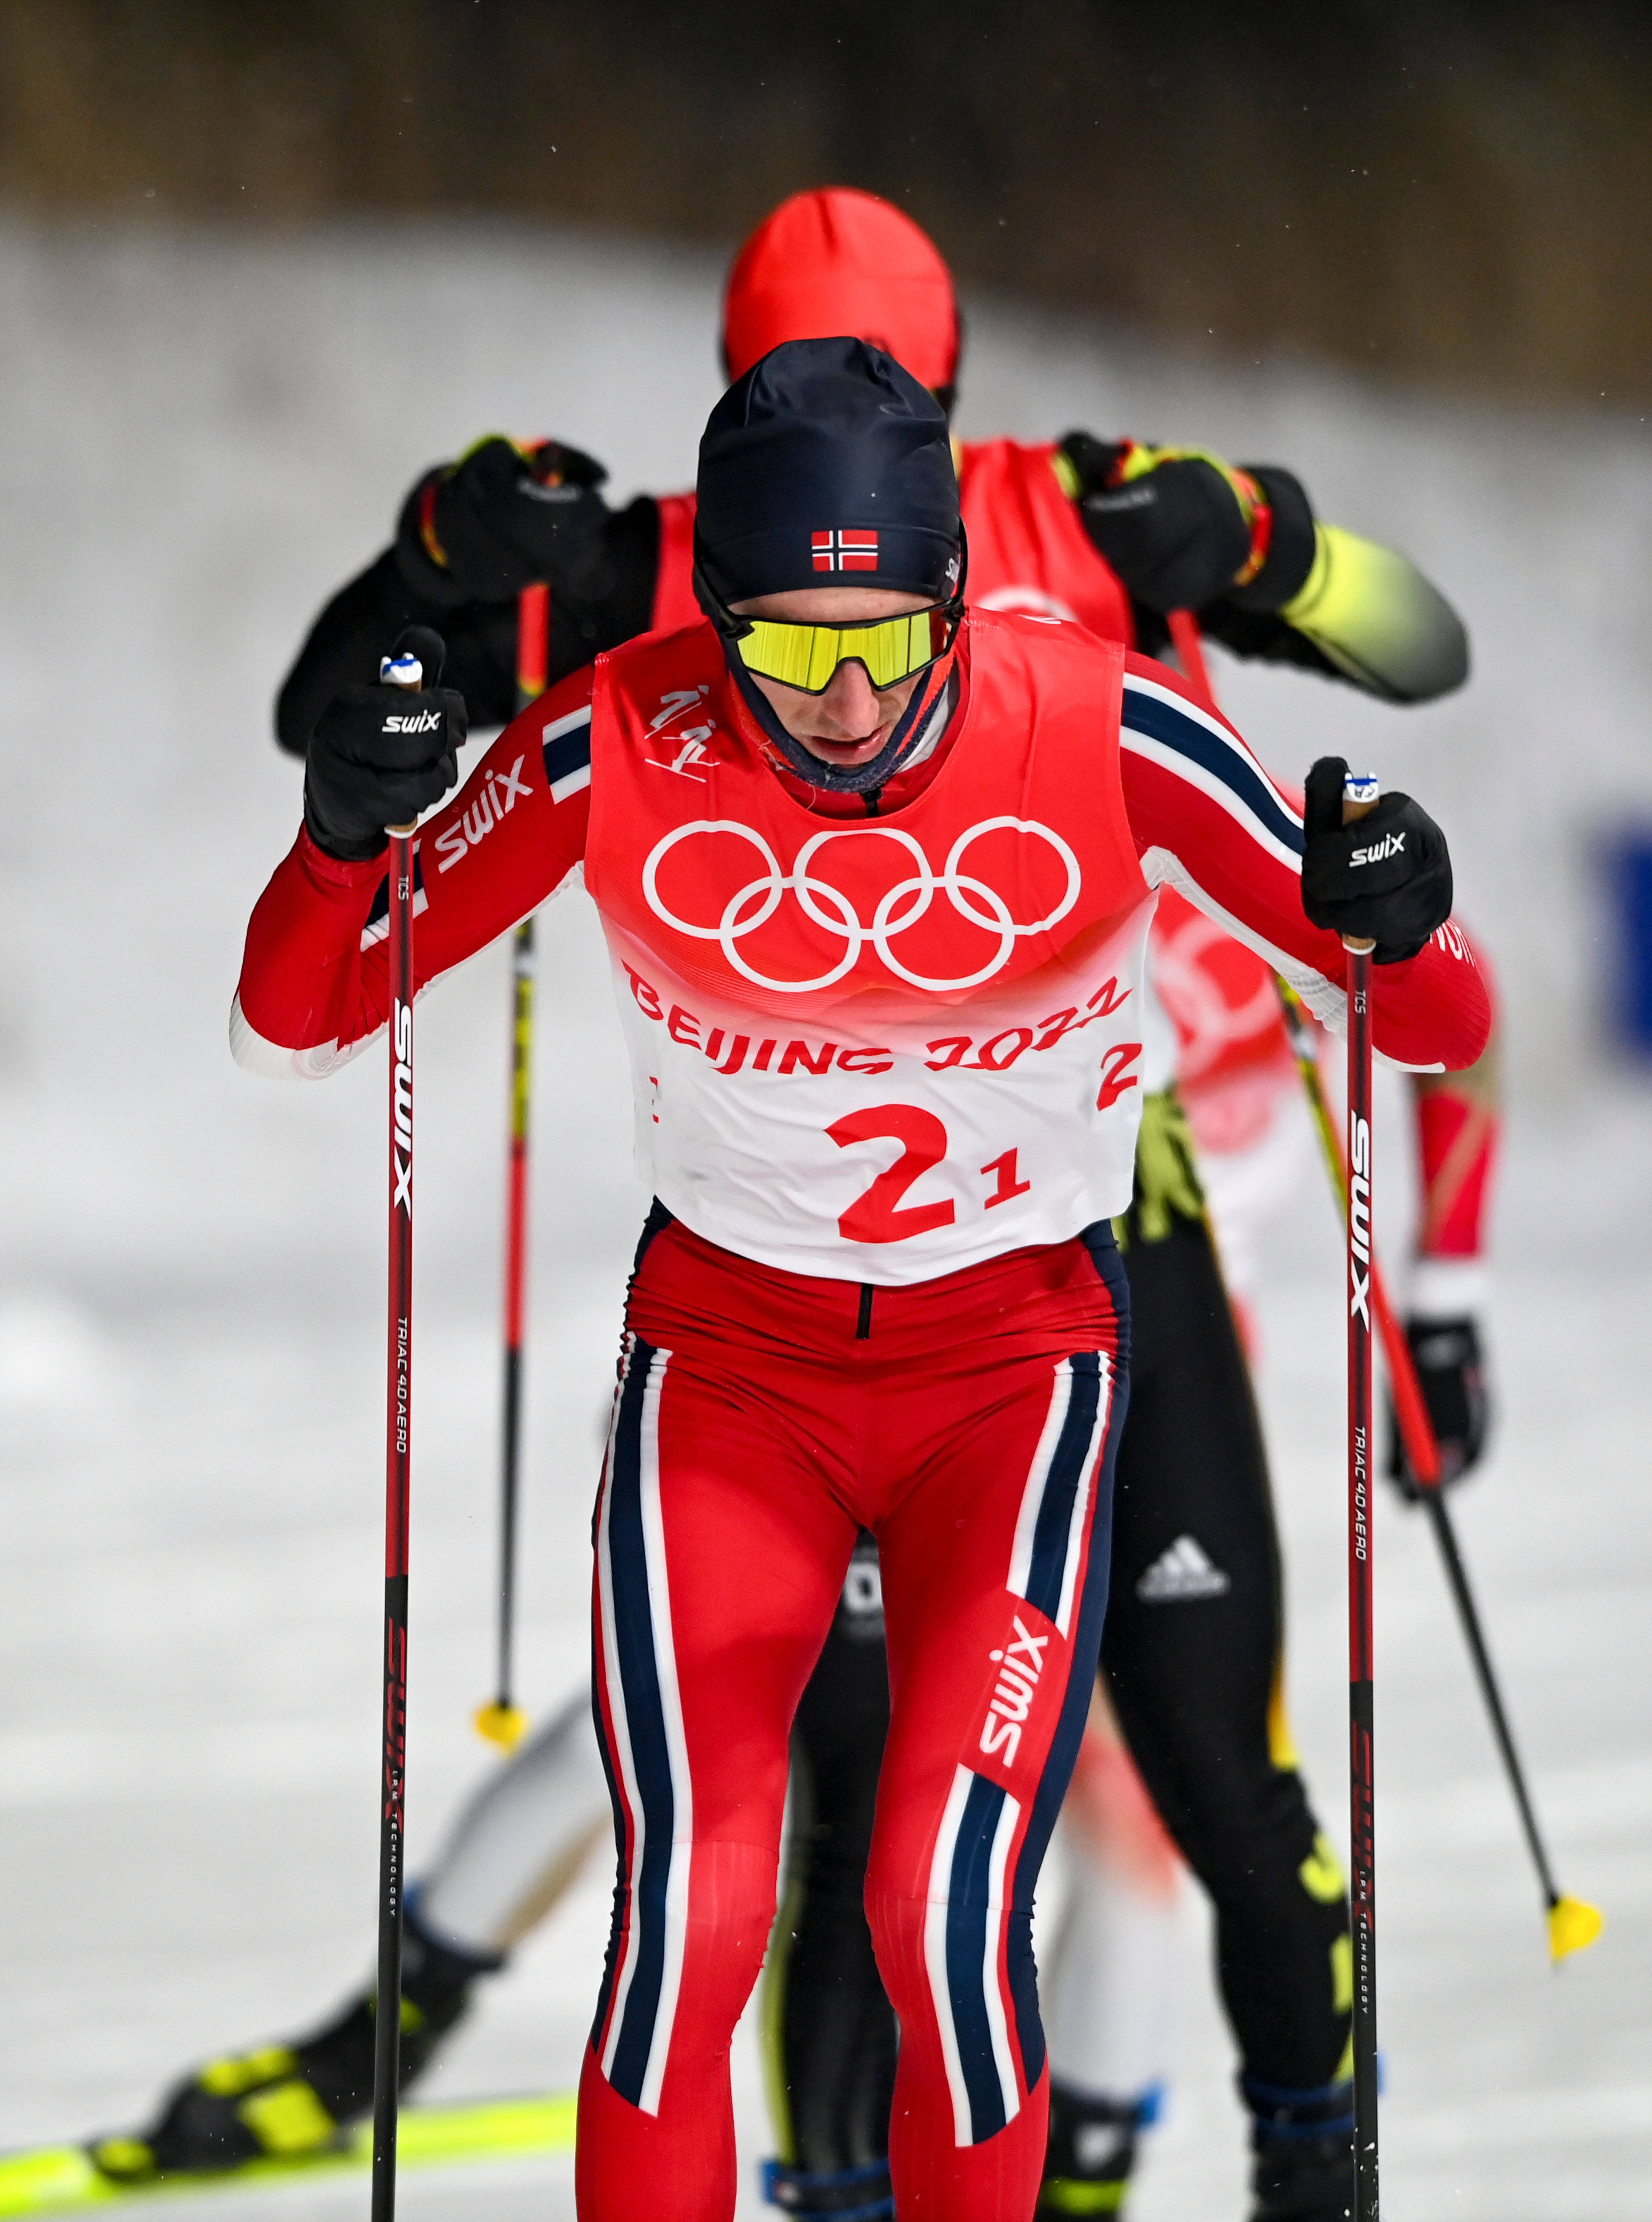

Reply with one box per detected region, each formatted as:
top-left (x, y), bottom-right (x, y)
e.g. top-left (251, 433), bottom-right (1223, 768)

top-left (738, 610), bottom-right (948, 693)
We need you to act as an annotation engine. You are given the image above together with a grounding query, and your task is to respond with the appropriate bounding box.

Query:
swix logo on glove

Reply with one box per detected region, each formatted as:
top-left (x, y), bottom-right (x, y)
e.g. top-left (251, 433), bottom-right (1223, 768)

top-left (382, 707), bottom-right (443, 735)
top-left (1349, 830), bottom-right (1406, 867)
top-left (812, 528), bottom-right (879, 571)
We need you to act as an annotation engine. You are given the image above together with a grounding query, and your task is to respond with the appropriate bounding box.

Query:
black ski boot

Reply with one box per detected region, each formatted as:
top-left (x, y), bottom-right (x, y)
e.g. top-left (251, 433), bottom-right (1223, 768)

top-left (1244, 2075), bottom-right (1356, 2222)
top-left (1037, 2080), bottom-right (1158, 2215)
top-left (92, 1913), bottom-right (503, 2183)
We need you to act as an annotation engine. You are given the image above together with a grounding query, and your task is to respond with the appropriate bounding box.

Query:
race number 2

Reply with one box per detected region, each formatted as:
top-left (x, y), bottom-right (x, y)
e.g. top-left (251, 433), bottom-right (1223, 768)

top-left (827, 1105), bottom-right (957, 1244)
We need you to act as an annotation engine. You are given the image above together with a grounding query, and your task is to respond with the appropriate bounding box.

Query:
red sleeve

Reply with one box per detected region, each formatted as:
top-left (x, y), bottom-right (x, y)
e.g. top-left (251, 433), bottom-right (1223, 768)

top-left (1117, 649), bottom-right (1490, 1072)
top-left (231, 668), bottom-right (595, 1077)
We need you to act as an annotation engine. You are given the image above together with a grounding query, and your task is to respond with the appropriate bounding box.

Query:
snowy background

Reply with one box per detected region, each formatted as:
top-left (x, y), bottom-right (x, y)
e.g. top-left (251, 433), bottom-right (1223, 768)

top-left (1, 219), bottom-right (1648, 2218)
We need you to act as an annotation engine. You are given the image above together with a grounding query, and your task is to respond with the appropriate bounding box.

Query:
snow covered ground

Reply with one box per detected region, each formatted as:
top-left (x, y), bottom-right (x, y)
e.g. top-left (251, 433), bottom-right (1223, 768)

top-left (0, 218), bottom-right (1648, 2219)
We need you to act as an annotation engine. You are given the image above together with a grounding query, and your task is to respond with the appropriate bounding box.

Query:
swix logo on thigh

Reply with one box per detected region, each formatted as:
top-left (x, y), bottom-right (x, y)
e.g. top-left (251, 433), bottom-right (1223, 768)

top-left (970, 1599), bottom-right (1062, 1794)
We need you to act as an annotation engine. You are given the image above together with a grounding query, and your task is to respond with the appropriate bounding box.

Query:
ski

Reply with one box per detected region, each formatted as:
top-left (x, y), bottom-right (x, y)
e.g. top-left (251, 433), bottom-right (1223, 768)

top-left (0, 2094), bottom-right (576, 2217)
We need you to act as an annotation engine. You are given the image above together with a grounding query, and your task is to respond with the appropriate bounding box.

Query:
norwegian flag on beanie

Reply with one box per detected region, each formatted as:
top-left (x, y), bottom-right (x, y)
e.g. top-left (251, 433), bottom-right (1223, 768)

top-left (812, 528), bottom-right (880, 572)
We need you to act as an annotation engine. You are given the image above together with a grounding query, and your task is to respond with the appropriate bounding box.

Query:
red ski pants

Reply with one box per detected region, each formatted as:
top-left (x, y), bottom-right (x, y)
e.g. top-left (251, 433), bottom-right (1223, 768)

top-left (578, 1212), bottom-right (1130, 2222)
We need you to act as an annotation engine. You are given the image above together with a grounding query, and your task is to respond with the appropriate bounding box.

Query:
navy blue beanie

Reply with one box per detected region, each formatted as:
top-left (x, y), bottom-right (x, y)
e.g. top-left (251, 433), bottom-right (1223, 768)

top-left (694, 336), bottom-right (961, 607)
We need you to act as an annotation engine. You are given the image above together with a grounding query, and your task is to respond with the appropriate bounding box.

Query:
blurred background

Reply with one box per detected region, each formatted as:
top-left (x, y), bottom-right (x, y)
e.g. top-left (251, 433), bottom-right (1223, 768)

top-left (1, 4), bottom-right (1648, 2219)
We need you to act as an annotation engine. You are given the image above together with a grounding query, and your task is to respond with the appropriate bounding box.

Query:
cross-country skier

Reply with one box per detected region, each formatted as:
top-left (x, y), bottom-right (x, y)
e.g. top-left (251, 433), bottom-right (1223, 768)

top-left (101, 192), bottom-right (1499, 2222)
top-left (227, 336), bottom-right (1488, 2222)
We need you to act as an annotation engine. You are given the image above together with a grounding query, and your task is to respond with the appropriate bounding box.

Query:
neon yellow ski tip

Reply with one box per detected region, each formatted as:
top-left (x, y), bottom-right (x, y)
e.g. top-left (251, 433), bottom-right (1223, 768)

top-left (0, 2095), bottom-right (578, 2217)
top-left (473, 1701), bottom-right (530, 1750)
top-left (1548, 1894), bottom-right (1604, 1962)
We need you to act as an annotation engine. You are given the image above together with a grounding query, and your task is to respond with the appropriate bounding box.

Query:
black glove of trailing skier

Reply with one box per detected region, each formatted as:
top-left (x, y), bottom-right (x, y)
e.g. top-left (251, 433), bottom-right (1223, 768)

top-left (304, 626), bottom-right (467, 861)
top-left (393, 435), bottom-right (610, 605)
top-left (1386, 1314), bottom-right (1489, 1498)
top-left (1299, 755), bottom-right (1453, 963)
top-left (1061, 432), bottom-right (1317, 614)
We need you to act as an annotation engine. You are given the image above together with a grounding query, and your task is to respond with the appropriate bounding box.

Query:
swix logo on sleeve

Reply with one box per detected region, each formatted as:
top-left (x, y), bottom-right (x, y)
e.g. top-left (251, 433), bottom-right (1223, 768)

top-left (812, 528), bottom-right (879, 572)
top-left (432, 753), bottom-right (531, 873)
top-left (1349, 830), bottom-right (1405, 867)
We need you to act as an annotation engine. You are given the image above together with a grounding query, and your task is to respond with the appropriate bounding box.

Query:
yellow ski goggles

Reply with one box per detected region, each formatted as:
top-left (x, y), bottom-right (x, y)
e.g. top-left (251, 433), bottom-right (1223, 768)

top-left (728, 603), bottom-right (959, 694)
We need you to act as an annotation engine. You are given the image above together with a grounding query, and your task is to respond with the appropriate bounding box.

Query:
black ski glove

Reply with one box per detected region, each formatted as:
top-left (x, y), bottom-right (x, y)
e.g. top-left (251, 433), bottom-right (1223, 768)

top-left (304, 626), bottom-right (467, 862)
top-left (1063, 433), bottom-right (1316, 615)
top-left (1299, 755), bottom-right (1453, 963)
top-left (393, 436), bottom-right (610, 606)
top-left (1386, 1314), bottom-right (1489, 1498)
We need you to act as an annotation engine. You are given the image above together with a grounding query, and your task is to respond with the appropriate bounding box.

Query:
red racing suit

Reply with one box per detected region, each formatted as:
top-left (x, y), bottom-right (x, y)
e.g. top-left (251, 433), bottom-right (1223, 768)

top-left (232, 613), bottom-right (1487, 2222)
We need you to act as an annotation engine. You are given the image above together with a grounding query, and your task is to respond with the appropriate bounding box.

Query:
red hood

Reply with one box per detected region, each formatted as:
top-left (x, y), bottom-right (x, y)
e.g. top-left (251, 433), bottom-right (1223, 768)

top-left (722, 187), bottom-right (960, 391)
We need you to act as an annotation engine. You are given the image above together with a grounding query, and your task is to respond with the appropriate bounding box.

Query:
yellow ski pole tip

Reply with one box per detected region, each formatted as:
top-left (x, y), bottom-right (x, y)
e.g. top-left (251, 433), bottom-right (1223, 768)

top-left (473, 1701), bottom-right (529, 1751)
top-left (1548, 1894), bottom-right (1604, 1962)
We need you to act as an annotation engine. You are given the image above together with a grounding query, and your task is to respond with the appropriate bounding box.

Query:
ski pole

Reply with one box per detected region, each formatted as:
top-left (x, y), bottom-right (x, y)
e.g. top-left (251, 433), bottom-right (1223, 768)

top-left (373, 646), bottom-right (424, 2222)
top-left (1167, 623), bottom-right (1389, 2191)
top-left (1338, 776), bottom-right (1381, 2222)
top-left (474, 579), bottom-right (550, 1753)
top-left (1273, 979), bottom-right (1604, 1966)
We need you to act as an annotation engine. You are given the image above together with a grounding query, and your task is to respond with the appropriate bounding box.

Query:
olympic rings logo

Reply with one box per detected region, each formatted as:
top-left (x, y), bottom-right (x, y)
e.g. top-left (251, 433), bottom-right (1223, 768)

top-left (641, 818), bottom-right (1082, 995)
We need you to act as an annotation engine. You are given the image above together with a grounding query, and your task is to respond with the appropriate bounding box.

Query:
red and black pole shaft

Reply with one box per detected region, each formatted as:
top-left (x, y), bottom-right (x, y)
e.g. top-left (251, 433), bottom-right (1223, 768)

top-left (373, 648), bottom-right (423, 2222)
top-left (475, 581), bottom-right (549, 1751)
top-left (1341, 775), bottom-right (1381, 2222)
top-left (493, 921), bottom-right (534, 1727)
top-left (1169, 627), bottom-right (1380, 2178)
top-left (1165, 619), bottom-right (1386, 2192)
